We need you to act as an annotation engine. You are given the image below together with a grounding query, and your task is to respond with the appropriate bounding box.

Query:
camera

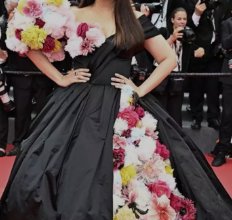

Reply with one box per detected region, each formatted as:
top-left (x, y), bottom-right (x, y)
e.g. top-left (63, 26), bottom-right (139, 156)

top-left (134, 0), bottom-right (163, 14)
top-left (178, 27), bottom-right (196, 43)
top-left (131, 65), bottom-right (149, 86)
top-left (200, 0), bottom-right (220, 10)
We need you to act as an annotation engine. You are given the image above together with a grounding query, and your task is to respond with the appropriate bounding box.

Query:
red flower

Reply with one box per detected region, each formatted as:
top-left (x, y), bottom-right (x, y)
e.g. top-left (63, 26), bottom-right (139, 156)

top-left (35, 18), bottom-right (45, 28)
top-left (170, 193), bottom-right (183, 212)
top-left (18, 52), bottom-right (26, 57)
top-left (135, 107), bottom-right (145, 119)
top-left (15, 29), bottom-right (23, 40)
top-left (113, 148), bottom-right (125, 170)
top-left (77, 23), bottom-right (89, 38)
top-left (42, 37), bottom-right (55, 53)
top-left (180, 199), bottom-right (197, 220)
top-left (118, 108), bottom-right (139, 129)
top-left (147, 181), bottom-right (171, 198)
top-left (155, 140), bottom-right (170, 160)
top-left (122, 129), bottom-right (131, 138)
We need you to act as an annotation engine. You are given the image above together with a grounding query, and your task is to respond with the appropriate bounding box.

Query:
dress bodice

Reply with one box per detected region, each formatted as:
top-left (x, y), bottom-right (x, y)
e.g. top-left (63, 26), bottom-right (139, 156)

top-left (73, 15), bottom-right (160, 86)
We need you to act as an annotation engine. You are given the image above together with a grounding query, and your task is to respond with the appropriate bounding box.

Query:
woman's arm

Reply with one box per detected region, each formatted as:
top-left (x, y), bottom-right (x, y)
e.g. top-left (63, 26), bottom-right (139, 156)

top-left (112, 35), bottom-right (177, 97)
top-left (27, 50), bottom-right (91, 87)
top-left (138, 35), bottom-right (177, 97)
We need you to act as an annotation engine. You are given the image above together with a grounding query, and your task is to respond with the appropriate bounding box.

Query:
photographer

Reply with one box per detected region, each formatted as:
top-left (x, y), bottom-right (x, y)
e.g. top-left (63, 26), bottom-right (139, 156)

top-left (188, 0), bottom-right (231, 130)
top-left (212, 11), bottom-right (232, 167)
top-left (153, 7), bottom-right (204, 127)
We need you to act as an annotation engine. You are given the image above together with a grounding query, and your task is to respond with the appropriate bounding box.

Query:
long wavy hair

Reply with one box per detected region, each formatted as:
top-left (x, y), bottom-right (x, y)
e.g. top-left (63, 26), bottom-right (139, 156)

top-left (78, 0), bottom-right (144, 49)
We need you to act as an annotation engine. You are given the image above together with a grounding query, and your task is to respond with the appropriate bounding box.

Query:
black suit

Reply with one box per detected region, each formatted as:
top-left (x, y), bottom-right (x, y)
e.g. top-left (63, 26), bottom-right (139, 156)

top-left (153, 41), bottom-right (193, 127)
top-left (0, 12), bottom-right (72, 148)
top-left (187, 0), bottom-right (231, 123)
top-left (4, 52), bottom-right (72, 147)
top-left (214, 17), bottom-right (232, 154)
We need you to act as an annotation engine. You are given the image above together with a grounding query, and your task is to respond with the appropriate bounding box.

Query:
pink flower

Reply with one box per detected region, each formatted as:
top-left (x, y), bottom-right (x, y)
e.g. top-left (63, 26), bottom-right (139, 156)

top-left (22, 0), bottom-right (42, 18)
top-left (42, 37), bottom-right (55, 53)
top-left (35, 18), bottom-right (45, 28)
top-left (77, 23), bottom-right (89, 38)
top-left (86, 27), bottom-right (106, 47)
top-left (147, 195), bottom-right (176, 220)
top-left (146, 128), bottom-right (158, 141)
top-left (15, 29), bottom-right (23, 40)
top-left (43, 49), bottom-right (65, 62)
top-left (51, 27), bottom-right (65, 40)
top-left (113, 148), bottom-right (125, 170)
top-left (180, 199), bottom-right (196, 220)
top-left (79, 39), bottom-right (94, 56)
top-left (147, 181), bottom-right (171, 198)
top-left (155, 141), bottom-right (170, 160)
top-left (135, 107), bottom-right (145, 119)
top-left (113, 135), bottom-right (127, 149)
top-left (170, 194), bottom-right (183, 213)
top-left (118, 108), bottom-right (139, 129)
top-left (140, 156), bottom-right (166, 182)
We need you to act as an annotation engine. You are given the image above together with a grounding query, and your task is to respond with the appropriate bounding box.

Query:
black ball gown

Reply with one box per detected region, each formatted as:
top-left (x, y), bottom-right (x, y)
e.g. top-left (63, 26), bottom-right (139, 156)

top-left (1, 15), bottom-right (232, 220)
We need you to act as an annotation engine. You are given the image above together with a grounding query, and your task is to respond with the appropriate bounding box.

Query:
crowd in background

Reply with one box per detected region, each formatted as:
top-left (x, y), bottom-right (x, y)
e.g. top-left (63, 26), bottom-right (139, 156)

top-left (0, 0), bottom-right (232, 167)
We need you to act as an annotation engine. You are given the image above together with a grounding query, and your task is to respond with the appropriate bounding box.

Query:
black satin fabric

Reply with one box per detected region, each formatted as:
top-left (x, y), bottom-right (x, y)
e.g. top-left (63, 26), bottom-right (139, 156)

top-left (1, 15), bottom-right (232, 220)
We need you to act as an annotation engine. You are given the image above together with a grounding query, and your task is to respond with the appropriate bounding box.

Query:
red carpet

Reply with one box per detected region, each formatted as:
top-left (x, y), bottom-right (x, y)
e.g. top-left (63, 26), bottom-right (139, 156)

top-left (0, 146), bottom-right (232, 198)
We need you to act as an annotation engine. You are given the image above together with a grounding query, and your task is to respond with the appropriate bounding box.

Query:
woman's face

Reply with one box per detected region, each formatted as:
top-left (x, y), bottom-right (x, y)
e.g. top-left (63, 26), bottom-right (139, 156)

top-left (171, 11), bottom-right (187, 29)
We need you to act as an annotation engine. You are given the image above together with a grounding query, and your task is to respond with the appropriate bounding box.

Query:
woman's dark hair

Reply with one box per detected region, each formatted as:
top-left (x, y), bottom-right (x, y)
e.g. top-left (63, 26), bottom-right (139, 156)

top-left (78, 0), bottom-right (144, 49)
top-left (171, 7), bottom-right (187, 19)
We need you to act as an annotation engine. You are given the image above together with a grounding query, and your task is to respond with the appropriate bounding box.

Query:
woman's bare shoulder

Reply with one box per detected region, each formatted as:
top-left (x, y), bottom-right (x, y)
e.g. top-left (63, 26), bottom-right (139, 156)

top-left (70, 6), bottom-right (90, 22)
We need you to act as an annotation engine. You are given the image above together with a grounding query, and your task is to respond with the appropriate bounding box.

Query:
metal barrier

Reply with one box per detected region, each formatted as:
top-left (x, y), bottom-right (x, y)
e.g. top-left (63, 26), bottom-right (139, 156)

top-left (3, 70), bottom-right (232, 77)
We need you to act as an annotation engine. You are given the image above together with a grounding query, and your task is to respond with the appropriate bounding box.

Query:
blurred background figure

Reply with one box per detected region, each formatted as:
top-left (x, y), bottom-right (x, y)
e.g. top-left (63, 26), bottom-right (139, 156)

top-left (212, 10), bottom-right (232, 167)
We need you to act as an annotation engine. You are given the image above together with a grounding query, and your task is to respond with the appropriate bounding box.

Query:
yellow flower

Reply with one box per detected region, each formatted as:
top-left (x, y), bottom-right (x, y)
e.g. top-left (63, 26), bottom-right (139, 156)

top-left (46, 0), bottom-right (64, 6)
top-left (17, 0), bottom-right (26, 14)
top-left (21, 26), bottom-right (47, 50)
top-left (52, 40), bottom-right (62, 53)
top-left (165, 165), bottom-right (174, 175)
top-left (127, 97), bottom-right (133, 104)
top-left (114, 206), bottom-right (136, 220)
top-left (120, 165), bottom-right (136, 186)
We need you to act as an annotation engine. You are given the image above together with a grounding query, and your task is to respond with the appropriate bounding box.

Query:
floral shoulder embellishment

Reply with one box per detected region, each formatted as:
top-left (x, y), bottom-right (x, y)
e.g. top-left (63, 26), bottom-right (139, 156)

top-left (65, 22), bottom-right (106, 58)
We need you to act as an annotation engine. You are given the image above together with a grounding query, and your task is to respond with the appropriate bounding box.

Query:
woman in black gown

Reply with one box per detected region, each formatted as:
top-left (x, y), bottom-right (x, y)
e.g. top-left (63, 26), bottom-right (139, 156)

top-left (1, 0), bottom-right (232, 219)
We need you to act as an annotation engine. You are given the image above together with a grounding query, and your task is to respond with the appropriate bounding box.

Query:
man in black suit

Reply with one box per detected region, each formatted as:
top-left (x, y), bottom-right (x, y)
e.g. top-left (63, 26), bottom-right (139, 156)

top-left (187, 0), bottom-right (231, 130)
top-left (1, 0), bottom-right (72, 156)
top-left (212, 13), bottom-right (232, 167)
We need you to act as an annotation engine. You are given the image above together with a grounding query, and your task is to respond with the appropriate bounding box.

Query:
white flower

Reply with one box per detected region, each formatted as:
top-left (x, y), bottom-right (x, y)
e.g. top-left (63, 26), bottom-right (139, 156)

top-left (137, 136), bottom-right (156, 161)
top-left (128, 179), bottom-right (151, 210)
top-left (43, 11), bottom-right (67, 31)
top-left (114, 118), bottom-right (128, 136)
top-left (65, 36), bottom-right (83, 58)
top-left (5, 37), bottom-right (28, 54)
top-left (114, 170), bottom-right (122, 196)
top-left (172, 188), bottom-right (184, 198)
top-left (61, 0), bottom-right (71, 9)
top-left (113, 195), bottom-right (125, 215)
top-left (141, 112), bottom-right (158, 131)
top-left (11, 12), bottom-right (35, 30)
top-left (131, 127), bottom-right (146, 142)
top-left (158, 173), bottom-right (176, 191)
top-left (121, 85), bottom-right (134, 97)
top-left (124, 144), bottom-right (141, 167)
top-left (119, 101), bottom-right (130, 112)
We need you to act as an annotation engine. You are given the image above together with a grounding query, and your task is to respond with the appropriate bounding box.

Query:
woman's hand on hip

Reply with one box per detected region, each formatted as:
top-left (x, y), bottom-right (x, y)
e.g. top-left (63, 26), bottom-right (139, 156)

top-left (59, 68), bottom-right (91, 87)
top-left (111, 73), bottom-right (143, 97)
